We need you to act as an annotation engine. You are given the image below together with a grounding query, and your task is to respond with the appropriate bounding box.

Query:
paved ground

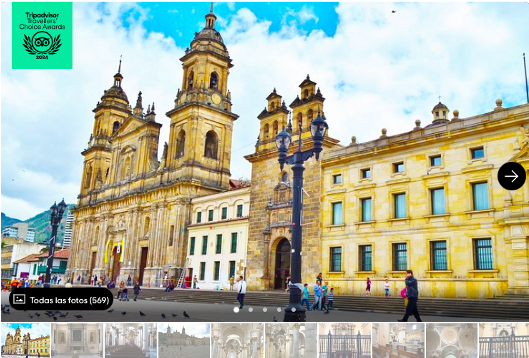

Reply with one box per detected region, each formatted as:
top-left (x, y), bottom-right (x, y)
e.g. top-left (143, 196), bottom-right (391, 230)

top-left (159, 345), bottom-right (210, 358)
top-left (1, 291), bottom-right (505, 322)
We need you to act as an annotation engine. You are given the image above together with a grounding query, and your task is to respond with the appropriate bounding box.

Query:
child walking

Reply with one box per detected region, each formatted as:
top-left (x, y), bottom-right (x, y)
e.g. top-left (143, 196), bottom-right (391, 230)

top-left (328, 288), bottom-right (335, 309)
top-left (365, 277), bottom-right (371, 295)
top-left (384, 279), bottom-right (390, 298)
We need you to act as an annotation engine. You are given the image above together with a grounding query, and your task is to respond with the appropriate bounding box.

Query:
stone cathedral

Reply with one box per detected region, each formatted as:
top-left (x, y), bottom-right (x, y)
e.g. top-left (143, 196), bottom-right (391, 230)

top-left (68, 7), bottom-right (237, 285)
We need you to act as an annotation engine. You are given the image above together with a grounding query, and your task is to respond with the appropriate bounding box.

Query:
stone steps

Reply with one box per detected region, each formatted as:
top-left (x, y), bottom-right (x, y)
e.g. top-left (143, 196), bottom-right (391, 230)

top-left (117, 289), bottom-right (529, 320)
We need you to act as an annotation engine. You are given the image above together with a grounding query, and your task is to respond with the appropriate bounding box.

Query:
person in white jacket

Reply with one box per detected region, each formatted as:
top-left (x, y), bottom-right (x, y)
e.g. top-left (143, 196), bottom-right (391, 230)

top-left (237, 276), bottom-right (247, 309)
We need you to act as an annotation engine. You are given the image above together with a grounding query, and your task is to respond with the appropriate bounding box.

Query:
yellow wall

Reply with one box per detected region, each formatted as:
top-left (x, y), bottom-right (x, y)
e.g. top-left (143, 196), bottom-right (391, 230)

top-left (321, 101), bottom-right (529, 298)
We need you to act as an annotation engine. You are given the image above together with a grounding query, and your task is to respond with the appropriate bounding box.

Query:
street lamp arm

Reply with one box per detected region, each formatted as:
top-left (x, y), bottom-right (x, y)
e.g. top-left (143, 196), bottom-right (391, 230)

top-left (284, 149), bottom-right (315, 165)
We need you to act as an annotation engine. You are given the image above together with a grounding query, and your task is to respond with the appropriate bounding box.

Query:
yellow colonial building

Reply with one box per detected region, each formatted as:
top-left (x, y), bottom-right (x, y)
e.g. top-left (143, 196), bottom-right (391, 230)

top-left (185, 180), bottom-right (250, 289)
top-left (320, 99), bottom-right (529, 298)
top-left (2, 326), bottom-right (50, 357)
top-left (68, 7), bottom-right (239, 285)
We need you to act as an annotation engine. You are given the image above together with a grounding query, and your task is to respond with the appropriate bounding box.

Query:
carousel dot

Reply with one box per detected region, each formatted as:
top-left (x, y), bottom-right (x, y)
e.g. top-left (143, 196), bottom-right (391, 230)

top-left (234, 307), bottom-right (240, 313)
top-left (277, 307), bottom-right (282, 312)
top-left (263, 308), bottom-right (268, 312)
top-left (249, 307), bottom-right (254, 312)
top-left (292, 308), bottom-right (296, 312)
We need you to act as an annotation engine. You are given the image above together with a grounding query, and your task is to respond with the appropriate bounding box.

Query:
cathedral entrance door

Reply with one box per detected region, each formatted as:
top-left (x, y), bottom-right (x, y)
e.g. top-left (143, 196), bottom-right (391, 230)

top-left (111, 247), bottom-right (121, 283)
top-left (138, 247), bottom-right (148, 285)
top-left (90, 252), bottom-right (97, 277)
top-left (274, 238), bottom-right (291, 289)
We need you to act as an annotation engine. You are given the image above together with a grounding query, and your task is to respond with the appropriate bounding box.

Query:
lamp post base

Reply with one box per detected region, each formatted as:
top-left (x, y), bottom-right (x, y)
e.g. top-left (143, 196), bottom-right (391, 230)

top-left (283, 306), bottom-right (306, 322)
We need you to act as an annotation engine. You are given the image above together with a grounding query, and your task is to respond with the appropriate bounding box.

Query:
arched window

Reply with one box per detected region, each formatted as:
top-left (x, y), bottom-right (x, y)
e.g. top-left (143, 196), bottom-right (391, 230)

top-left (144, 217), bottom-right (150, 237)
top-left (304, 89), bottom-right (309, 99)
top-left (273, 121), bottom-right (278, 135)
top-left (270, 102), bottom-right (276, 110)
top-left (204, 131), bottom-right (218, 159)
top-left (307, 109), bottom-right (314, 123)
top-left (297, 112), bottom-right (303, 129)
top-left (90, 332), bottom-right (95, 344)
top-left (84, 164), bottom-right (92, 189)
top-left (112, 121), bottom-right (120, 134)
top-left (264, 124), bottom-right (270, 139)
top-left (175, 130), bottom-right (185, 158)
top-left (210, 72), bottom-right (218, 89)
top-left (188, 71), bottom-right (194, 89)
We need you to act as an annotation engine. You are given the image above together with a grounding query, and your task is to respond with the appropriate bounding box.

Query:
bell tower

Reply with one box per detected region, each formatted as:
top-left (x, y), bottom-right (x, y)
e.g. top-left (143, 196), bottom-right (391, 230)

top-left (80, 58), bottom-right (130, 196)
top-left (166, 4), bottom-right (238, 190)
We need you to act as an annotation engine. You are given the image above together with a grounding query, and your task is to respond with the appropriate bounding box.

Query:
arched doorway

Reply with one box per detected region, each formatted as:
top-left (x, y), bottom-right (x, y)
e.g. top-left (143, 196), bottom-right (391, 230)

top-left (274, 238), bottom-right (291, 289)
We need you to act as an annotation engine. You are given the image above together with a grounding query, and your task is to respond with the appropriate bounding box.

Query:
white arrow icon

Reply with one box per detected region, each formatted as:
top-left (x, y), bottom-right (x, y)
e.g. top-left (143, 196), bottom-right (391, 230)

top-left (505, 170), bottom-right (519, 183)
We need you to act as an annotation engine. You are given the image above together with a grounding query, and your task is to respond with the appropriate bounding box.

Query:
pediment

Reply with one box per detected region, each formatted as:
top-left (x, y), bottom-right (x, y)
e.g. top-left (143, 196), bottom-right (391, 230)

top-left (509, 146), bottom-right (529, 163)
top-left (113, 116), bottom-right (148, 138)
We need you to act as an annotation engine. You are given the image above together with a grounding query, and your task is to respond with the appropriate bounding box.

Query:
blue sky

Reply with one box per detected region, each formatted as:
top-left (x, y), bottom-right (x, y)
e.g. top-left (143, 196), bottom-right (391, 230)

top-left (136, 2), bottom-right (339, 45)
top-left (2, 2), bottom-right (529, 220)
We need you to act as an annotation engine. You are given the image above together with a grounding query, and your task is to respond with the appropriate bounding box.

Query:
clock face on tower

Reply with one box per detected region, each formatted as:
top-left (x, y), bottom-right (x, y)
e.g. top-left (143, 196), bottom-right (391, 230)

top-left (212, 93), bottom-right (221, 105)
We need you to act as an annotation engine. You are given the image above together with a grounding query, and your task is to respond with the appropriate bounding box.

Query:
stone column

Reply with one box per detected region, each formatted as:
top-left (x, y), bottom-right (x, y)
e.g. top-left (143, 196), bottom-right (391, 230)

top-left (143, 324), bottom-right (148, 350)
top-left (252, 338), bottom-right (258, 358)
top-left (292, 324), bottom-right (300, 358)
top-left (304, 324), bottom-right (317, 358)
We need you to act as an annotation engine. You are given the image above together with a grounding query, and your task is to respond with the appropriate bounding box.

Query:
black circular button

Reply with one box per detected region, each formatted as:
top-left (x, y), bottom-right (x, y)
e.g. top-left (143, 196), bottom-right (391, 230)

top-left (498, 162), bottom-right (526, 190)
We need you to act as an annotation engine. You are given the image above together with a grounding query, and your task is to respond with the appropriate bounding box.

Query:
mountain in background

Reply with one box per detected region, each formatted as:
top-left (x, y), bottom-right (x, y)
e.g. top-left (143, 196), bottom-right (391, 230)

top-left (1, 213), bottom-right (22, 230)
top-left (1, 205), bottom-right (75, 244)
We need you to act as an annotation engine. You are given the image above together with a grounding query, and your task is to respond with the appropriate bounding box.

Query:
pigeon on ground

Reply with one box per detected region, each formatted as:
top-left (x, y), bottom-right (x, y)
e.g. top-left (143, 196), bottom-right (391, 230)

top-left (59, 312), bottom-right (69, 318)
top-left (273, 316), bottom-right (278, 322)
top-left (35, 312), bottom-right (41, 317)
top-left (140, 311), bottom-right (146, 316)
top-left (74, 315), bottom-right (83, 320)
top-left (183, 311), bottom-right (190, 319)
top-left (53, 316), bottom-right (58, 321)
top-left (107, 309), bottom-right (114, 313)
top-left (171, 313), bottom-right (178, 317)
top-left (29, 314), bottom-right (34, 319)
top-left (121, 312), bottom-right (127, 316)
top-left (161, 313), bottom-right (166, 319)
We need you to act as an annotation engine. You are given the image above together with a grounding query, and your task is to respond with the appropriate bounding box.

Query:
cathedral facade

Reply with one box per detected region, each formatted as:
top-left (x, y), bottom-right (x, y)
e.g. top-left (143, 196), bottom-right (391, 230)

top-left (67, 7), bottom-right (238, 285)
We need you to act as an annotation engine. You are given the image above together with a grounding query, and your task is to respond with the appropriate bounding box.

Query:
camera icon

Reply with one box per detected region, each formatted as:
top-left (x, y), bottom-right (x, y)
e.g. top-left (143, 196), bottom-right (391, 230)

top-left (13, 294), bottom-right (25, 305)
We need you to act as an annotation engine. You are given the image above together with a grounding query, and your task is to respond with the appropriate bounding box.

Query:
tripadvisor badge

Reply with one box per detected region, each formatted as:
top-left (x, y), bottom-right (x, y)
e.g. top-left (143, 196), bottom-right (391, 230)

top-left (12, 2), bottom-right (72, 69)
top-left (23, 31), bottom-right (62, 59)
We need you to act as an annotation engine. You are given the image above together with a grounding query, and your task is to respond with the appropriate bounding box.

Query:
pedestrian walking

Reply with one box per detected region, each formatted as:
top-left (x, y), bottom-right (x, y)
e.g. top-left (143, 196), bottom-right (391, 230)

top-left (399, 270), bottom-right (422, 322)
top-left (322, 281), bottom-right (329, 309)
top-left (133, 281), bottom-right (141, 301)
top-left (301, 283), bottom-right (311, 311)
top-left (229, 276), bottom-right (234, 290)
top-left (366, 277), bottom-right (371, 295)
top-left (328, 287), bottom-right (335, 309)
top-left (94, 275), bottom-right (98, 286)
top-left (193, 275), bottom-right (198, 289)
top-left (285, 276), bottom-right (291, 292)
top-left (236, 275), bottom-right (247, 309)
top-left (117, 281), bottom-right (125, 300)
top-left (384, 279), bottom-right (390, 298)
top-left (310, 280), bottom-right (322, 311)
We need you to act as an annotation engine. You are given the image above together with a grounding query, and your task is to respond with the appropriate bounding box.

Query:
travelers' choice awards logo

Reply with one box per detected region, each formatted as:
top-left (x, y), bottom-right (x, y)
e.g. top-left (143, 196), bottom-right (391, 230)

top-left (12, 3), bottom-right (72, 69)
top-left (23, 30), bottom-right (62, 59)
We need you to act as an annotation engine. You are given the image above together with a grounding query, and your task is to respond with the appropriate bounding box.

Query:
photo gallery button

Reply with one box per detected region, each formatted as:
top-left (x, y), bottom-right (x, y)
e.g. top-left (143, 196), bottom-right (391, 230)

top-left (9, 287), bottom-right (113, 310)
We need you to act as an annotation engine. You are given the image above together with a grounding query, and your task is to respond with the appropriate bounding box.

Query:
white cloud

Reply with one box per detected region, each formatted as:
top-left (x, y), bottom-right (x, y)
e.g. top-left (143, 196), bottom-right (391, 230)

top-left (2, 2), bottom-right (529, 220)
